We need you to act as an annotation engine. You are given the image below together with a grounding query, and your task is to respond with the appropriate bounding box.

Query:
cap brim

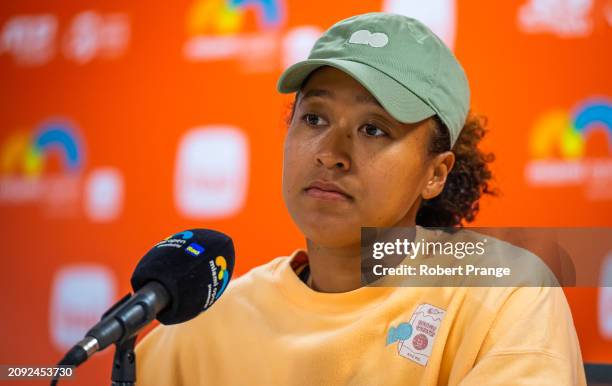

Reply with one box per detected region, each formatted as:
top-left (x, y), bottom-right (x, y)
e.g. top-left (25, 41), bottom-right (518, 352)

top-left (277, 58), bottom-right (435, 124)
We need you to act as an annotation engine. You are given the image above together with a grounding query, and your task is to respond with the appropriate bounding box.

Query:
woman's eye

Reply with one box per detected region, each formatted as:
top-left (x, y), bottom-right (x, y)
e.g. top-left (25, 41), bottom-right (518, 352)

top-left (360, 124), bottom-right (387, 137)
top-left (302, 113), bottom-right (327, 127)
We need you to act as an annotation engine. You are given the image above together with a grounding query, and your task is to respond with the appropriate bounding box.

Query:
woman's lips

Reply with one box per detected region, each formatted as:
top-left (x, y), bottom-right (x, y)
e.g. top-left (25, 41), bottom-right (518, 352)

top-left (304, 187), bottom-right (351, 201)
top-left (303, 180), bottom-right (353, 202)
top-left (304, 180), bottom-right (353, 201)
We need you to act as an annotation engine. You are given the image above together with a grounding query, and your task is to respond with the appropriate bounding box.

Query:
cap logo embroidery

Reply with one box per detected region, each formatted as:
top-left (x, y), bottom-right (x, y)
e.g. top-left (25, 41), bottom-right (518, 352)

top-left (348, 29), bottom-right (389, 48)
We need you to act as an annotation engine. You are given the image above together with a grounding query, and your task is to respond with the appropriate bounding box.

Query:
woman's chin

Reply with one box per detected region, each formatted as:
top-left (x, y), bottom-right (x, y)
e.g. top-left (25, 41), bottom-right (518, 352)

top-left (299, 221), bottom-right (362, 249)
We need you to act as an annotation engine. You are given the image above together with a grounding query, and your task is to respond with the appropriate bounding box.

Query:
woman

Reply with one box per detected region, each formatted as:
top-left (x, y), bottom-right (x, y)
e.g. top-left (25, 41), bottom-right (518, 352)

top-left (136, 12), bottom-right (586, 385)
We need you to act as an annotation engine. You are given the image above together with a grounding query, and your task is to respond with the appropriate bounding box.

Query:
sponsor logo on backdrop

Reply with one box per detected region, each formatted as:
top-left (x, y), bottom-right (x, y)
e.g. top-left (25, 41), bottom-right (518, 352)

top-left (184, 0), bottom-right (284, 69)
top-left (0, 120), bottom-right (84, 213)
top-left (174, 126), bottom-right (249, 218)
top-left (62, 11), bottom-right (130, 65)
top-left (599, 252), bottom-right (612, 339)
top-left (518, 0), bottom-right (595, 37)
top-left (382, 0), bottom-right (457, 49)
top-left (50, 264), bottom-right (117, 351)
top-left (0, 14), bottom-right (57, 66)
top-left (0, 11), bottom-right (129, 66)
top-left (184, 0), bottom-right (319, 72)
top-left (525, 98), bottom-right (612, 200)
top-left (84, 168), bottom-right (124, 222)
top-left (0, 119), bottom-right (124, 219)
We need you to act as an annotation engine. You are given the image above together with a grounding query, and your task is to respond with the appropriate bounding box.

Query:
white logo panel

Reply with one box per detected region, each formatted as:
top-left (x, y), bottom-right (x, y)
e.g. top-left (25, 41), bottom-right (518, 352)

top-left (383, 0), bottom-right (457, 49)
top-left (518, 0), bottom-right (593, 37)
top-left (84, 167), bottom-right (124, 222)
top-left (50, 265), bottom-right (116, 350)
top-left (599, 252), bottom-right (612, 339)
top-left (174, 126), bottom-right (249, 218)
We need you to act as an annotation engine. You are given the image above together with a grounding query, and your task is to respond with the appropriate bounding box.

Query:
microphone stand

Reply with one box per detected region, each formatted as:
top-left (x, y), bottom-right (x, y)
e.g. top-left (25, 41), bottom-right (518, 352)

top-left (111, 335), bottom-right (137, 386)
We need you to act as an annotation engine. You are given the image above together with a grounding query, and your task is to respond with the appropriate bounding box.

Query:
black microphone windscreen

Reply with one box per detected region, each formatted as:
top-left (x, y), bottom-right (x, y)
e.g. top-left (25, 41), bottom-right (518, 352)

top-left (130, 229), bottom-right (235, 325)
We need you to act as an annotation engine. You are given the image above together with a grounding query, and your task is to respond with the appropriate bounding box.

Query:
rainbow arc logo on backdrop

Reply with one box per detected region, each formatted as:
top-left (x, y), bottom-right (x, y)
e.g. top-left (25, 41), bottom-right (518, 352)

top-left (0, 119), bottom-right (123, 220)
top-left (525, 98), bottom-right (612, 200)
top-left (529, 101), bottom-right (612, 160)
top-left (187, 0), bottom-right (282, 35)
top-left (1, 121), bottom-right (82, 177)
top-left (0, 120), bottom-right (84, 210)
top-left (183, 0), bottom-right (287, 69)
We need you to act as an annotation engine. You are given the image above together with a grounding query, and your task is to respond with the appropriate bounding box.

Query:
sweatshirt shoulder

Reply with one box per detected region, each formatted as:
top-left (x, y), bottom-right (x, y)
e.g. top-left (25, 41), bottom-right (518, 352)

top-left (136, 255), bottom-right (293, 352)
top-left (225, 255), bottom-right (290, 294)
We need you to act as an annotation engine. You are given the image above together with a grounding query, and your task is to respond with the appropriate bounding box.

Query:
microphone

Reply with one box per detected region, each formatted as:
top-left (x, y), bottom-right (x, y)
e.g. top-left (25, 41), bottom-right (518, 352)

top-left (56, 229), bottom-right (235, 368)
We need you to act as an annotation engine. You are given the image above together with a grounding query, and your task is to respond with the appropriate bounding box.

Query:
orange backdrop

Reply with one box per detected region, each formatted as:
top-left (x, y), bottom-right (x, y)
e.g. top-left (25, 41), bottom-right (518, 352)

top-left (1, 0), bottom-right (611, 384)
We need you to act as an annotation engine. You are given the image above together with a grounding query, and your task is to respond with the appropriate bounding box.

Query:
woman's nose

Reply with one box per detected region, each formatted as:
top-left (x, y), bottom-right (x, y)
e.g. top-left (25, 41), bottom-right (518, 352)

top-left (314, 127), bottom-right (352, 171)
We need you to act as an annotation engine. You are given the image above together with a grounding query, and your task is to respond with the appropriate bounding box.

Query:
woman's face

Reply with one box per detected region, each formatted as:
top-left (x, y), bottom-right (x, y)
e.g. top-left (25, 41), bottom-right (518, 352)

top-left (282, 66), bottom-right (447, 248)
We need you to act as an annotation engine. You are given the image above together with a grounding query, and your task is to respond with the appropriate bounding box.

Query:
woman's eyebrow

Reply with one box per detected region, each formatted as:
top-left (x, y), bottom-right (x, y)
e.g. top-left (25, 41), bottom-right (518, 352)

top-left (301, 88), bottom-right (333, 101)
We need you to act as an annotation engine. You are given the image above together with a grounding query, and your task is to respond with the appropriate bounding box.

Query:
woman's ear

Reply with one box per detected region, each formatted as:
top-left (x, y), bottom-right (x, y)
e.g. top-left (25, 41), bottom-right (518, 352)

top-left (421, 151), bottom-right (455, 200)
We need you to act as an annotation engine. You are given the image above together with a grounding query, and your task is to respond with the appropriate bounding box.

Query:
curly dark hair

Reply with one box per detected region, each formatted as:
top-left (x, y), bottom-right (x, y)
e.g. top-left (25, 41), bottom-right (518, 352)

top-left (416, 113), bottom-right (496, 227)
top-left (285, 95), bottom-right (496, 228)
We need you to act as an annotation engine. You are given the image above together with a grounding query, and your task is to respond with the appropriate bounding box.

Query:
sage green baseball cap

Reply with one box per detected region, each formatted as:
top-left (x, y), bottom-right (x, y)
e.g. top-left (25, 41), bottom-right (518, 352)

top-left (277, 12), bottom-right (470, 146)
